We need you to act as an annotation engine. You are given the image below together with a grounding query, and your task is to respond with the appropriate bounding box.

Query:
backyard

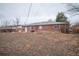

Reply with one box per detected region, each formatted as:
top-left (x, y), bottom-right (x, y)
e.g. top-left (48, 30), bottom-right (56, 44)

top-left (0, 31), bottom-right (79, 56)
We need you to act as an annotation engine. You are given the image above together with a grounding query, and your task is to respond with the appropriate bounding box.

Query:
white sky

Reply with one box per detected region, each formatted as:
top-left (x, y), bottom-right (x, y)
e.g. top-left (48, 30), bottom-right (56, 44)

top-left (0, 3), bottom-right (79, 25)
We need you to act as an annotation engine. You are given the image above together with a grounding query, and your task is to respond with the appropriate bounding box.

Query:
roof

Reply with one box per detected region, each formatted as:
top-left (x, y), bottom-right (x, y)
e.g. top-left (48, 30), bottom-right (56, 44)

top-left (0, 21), bottom-right (68, 29)
top-left (0, 26), bottom-right (17, 29)
top-left (26, 21), bottom-right (68, 26)
top-left (0, 25), bottom-right (22, 29)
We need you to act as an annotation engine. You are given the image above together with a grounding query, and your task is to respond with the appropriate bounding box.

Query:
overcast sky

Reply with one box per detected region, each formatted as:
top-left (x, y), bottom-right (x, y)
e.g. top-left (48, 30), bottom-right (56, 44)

top-left (0, 3), bottom-right (79, 25)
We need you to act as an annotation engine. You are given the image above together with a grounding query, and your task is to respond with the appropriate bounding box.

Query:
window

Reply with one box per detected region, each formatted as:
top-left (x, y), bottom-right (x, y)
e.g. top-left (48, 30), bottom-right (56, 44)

top-left (39, 26), bottom-right (42, 29)
top-left (53, 25), bottom-right (59, 31)
top-left (54, 25), bottom-right (58, 28)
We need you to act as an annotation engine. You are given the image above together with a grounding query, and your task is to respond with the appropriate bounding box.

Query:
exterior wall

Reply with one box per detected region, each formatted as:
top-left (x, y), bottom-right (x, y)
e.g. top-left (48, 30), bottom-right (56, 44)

top-left (0, 23), bottom-right (69, 33)
top-left (38, 25), bottom-right (61, 31)
top-left (38, 25), bottom-right (53, 31)
top-left (52, 24), bottom-right (61, 31)
top-left (26, 24), bottom-right (69, 33)
top-left (60, 24), bottom-right (69, 33)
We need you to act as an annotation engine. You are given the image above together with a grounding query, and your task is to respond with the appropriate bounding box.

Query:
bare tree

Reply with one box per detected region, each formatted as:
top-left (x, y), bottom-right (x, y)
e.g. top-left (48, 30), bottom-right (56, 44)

top-left (0, 14), bottom-right (7, 27)
top-left (72, 22), bottom-right (79, 33)
top-left (74, 22), bottom-right (79, 27)
top-left (66, 3), bottom-right (79, 16)
top-left (65, 3), bottom-right (79, 26)
top-left (11, 18), bottom-right (20, 32)
top-left (16, 18), bottom-right (20, 26)
top-left (12, 18), bottom-right (20, 26)
top-left (24, 3), bottom-right (32, 25)
top-left (1, 19), bottom-right (11, 27)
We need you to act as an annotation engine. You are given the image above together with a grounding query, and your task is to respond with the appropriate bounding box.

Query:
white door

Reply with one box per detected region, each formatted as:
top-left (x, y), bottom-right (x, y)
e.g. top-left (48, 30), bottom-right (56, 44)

top-left (25, 27), bottom-right (27, 32)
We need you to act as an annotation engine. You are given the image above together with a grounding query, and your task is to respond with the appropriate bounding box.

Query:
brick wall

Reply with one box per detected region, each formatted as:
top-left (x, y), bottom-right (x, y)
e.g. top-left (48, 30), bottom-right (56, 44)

top-left (26, 24), bottom-right (69, 33)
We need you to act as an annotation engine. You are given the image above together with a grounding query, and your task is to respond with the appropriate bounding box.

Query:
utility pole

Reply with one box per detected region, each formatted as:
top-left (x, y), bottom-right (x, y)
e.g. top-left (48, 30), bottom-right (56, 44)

top-left (27, 3), bottom-right (32, 19)
top-left (24, 3), bottom-right (32, 25)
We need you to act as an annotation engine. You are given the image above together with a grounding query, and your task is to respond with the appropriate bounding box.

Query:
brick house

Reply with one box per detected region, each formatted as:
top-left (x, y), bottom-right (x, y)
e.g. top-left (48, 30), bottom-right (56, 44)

top-left (0, 21), bottom-right (69, 33)
top-left (23, 21), bottom-right (69, 33)
top-left (0, 25), bottom-right (24, 32)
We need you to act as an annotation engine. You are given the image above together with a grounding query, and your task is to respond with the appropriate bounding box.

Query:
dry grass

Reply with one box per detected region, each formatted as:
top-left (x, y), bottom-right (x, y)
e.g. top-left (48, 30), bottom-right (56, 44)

top-left (0, 31), bottom-right (79, 56)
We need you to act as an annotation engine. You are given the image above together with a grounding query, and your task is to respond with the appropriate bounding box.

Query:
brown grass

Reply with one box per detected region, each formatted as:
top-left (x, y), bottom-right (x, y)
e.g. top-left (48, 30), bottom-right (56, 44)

top-left (0, 31), bottom-right (79, 56)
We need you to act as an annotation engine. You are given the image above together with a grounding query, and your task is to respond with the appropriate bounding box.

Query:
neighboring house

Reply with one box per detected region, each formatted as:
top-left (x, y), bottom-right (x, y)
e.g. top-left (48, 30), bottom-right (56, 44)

top-left (23, 21), bottom-right (69, 33)
top-left (0, 26), bottom-right (15, 32)
top-left (0, 21), bottom-right (69, 33)
top-left (0, 25), bottom-right (24, 32)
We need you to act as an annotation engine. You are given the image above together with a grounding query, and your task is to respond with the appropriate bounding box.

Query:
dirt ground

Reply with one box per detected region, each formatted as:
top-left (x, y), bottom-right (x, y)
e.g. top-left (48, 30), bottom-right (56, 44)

top-left (0, 31), bottom-right (79, 56)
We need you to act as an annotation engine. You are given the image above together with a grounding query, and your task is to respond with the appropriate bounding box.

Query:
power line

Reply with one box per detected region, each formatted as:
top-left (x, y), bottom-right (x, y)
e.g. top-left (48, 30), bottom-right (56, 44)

top-left (25, 3), bottom-right (32, 25)
top-left (27, 3), bottom-right (32, 20)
